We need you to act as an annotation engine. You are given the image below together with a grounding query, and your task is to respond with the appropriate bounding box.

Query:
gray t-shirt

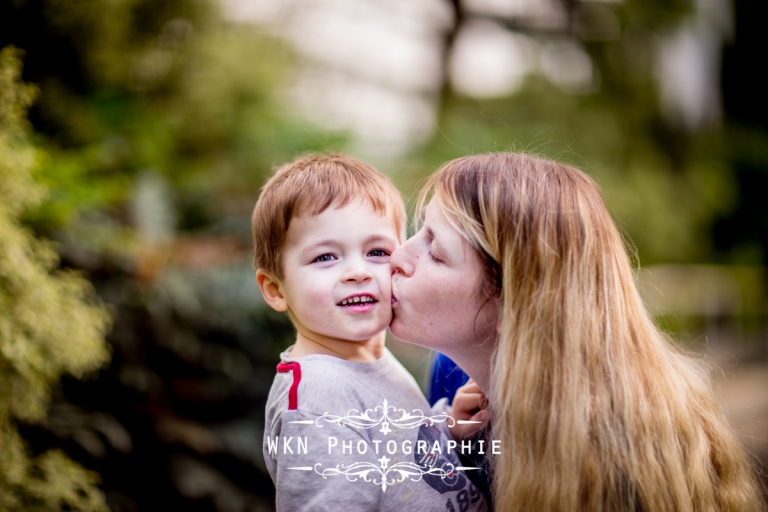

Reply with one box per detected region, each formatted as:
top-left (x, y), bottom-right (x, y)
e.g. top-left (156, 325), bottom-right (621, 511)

top-left (263, 347), bottom-right (489, 511)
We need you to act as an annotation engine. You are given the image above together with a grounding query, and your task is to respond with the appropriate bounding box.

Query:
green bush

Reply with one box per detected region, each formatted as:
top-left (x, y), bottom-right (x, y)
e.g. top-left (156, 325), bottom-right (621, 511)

top-left (0, 46), bottom-right (111, 511)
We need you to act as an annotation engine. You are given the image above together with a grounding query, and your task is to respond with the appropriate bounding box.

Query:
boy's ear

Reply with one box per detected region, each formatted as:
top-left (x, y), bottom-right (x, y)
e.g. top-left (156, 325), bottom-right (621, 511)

top-left (256, 269), bottom-right (288, 312)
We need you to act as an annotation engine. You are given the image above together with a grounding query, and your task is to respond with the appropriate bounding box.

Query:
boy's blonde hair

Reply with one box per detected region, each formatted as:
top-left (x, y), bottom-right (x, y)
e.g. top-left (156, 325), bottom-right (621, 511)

top-left (252, 154), bottom-right (406, 279)
top-left (418, 152), bottom-right (763, 512)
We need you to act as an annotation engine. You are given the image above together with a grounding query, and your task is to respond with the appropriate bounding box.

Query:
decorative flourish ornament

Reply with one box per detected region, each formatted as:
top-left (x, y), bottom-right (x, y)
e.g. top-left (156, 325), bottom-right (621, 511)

top-left (315, 399), bottom-right (455, 434)
top-left (314, 459), bottom-right (460, 492)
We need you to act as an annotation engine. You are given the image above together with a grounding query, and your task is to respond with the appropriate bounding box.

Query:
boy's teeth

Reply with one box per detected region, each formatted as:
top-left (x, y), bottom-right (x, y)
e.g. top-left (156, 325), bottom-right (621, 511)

top-left (340, 296), bottom-right (374, 305)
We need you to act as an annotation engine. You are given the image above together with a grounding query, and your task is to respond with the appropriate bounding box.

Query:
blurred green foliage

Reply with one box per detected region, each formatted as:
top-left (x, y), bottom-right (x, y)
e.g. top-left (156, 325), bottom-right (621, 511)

top-left (5, 0), bottom-right (765, 267)
top-left (392, 0), bottom-right (768, 267)
top-left (0, 46), bottom-right (111, 511)
top-left (1, 0), bottom-right (342, 247)
top-left (1, 2), bottom-right (342, 508)
top-left (400, 84), bottom-right (734, 264)
top-left (1, 0), bottom-right (767, 508)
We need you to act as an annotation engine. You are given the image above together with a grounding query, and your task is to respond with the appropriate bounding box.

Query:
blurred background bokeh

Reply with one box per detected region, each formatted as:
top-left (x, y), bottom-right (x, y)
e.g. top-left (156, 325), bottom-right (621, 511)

top-left (1, 0), bottom-right (766, 509)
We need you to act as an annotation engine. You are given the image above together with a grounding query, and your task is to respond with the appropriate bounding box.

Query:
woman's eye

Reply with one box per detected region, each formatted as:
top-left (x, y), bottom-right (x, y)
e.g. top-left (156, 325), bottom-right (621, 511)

top-left (368, 249), bottom-right (390, 258)
top-left (312, 254), bottom-right (336, 263)
top-left (428, 251), bottom-right (443, 264)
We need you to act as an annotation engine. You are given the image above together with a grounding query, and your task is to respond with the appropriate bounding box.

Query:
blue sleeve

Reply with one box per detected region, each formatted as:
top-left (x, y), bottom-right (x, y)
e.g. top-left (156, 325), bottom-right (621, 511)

top-left (427, 353), bottom-right (469, 406)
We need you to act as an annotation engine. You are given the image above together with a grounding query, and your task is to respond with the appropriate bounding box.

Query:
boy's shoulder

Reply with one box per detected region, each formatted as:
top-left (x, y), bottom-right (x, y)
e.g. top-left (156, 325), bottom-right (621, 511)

top-left (265, 347), bottom-right (424, 420)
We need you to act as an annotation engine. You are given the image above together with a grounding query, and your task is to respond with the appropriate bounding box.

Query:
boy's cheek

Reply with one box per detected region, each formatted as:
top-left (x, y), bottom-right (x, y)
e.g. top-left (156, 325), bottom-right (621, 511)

top-left (377, 275), bottom-right (393, 299)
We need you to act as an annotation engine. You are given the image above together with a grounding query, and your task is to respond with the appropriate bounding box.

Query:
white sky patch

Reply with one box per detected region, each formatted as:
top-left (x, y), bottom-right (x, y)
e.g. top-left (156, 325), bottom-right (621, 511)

top-left (219, 0), bottom-right (294, 25)
top-left (220, 0), bottom-right (450, 157)
top-left (450, 19), bottom-right (536, 98)
top-left (657, 25), bottom-right (721, 129)
top-left (539, 38), bottom-right (596, 92)
top-left (655, 0), bottom-right (731, 129)
top-left (463, 0), bottom-right (567, 29)
top-left (288, 3), bottom-right (445, 93)
top-left (290, 65), bottom-right (437, 156)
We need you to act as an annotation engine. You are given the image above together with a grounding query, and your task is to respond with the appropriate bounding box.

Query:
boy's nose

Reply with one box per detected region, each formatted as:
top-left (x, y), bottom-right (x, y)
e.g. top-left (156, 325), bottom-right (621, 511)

top-left (342, 257), bottom-right (372, 282)
top-left (390, 242), bottom-right (414, 277)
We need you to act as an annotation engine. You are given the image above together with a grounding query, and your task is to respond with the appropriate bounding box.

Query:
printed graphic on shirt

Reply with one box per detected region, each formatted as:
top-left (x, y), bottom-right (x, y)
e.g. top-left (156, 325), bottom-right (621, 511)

top-left (415, 425), bottom-right (488, 511)
top-left (415, 424), bottom-right (468, 493)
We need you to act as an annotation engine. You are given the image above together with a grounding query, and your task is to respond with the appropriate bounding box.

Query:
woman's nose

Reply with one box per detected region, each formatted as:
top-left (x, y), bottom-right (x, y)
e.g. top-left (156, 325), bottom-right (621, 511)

top-left (390, 240), bottom-right (414, 277)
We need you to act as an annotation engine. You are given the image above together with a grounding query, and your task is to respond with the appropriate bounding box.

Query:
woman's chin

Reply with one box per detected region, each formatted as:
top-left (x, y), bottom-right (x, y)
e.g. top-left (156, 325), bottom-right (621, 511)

top-left (389, 321), bottom-right (431, 350)
top-left (388, 316), bottom-right (403, 339)
top-left (389, 315), bottom-right (413, 343)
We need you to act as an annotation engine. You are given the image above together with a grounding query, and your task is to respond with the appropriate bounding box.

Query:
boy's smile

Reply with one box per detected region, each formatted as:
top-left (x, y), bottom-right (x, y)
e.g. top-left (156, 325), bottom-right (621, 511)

top-left (337, 293), bottom-right (376, 309)
top-left (266, 199), bottom-right (399, 359)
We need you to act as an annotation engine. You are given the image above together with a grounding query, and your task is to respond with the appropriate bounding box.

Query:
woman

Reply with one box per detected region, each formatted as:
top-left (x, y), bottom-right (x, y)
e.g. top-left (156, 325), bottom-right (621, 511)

top-left (390, 152), bottom-right (763, 511)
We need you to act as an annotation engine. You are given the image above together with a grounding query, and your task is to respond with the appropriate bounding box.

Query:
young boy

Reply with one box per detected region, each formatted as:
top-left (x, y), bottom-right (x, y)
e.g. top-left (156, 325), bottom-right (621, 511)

top-left (254, 155), bottom-right (488, 511)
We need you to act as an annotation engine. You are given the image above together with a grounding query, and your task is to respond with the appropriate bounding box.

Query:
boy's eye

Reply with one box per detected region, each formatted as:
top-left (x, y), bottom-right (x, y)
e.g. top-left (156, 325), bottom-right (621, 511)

top-left (312, 253), bottom-right (336, 263)
top-left (368, 249), bottom-right (390, 258)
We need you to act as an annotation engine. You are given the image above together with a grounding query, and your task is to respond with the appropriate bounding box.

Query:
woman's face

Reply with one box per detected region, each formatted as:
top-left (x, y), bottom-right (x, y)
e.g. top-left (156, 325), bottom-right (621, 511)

top-left (390, 201), bottom-right (497, 351)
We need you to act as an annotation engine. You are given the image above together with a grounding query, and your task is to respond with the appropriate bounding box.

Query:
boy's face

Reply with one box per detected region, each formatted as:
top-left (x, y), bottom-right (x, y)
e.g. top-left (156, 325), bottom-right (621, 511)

top-left (276, 199), bottom-right (399, 345)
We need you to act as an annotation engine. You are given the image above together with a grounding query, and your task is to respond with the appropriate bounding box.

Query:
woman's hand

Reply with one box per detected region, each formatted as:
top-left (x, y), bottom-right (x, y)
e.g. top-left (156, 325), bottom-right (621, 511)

top-left (447, 379), bottom-right (489, 441)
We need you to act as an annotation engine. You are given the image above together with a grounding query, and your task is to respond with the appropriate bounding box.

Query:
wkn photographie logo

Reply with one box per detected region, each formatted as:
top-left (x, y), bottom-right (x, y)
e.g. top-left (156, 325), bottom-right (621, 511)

top-left (267, 399), bottom-right (501, 492)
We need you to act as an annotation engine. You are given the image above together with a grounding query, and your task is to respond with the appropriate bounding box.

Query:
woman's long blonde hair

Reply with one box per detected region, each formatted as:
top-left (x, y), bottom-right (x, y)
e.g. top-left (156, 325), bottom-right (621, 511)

top-left (419, 152), bottom-right (763, 511)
